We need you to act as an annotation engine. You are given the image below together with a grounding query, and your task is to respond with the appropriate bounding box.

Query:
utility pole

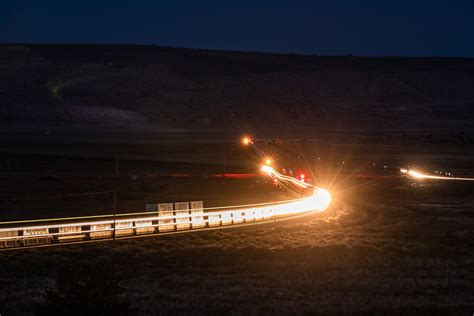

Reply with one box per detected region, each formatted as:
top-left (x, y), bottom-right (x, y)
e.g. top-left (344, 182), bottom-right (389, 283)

top-left (115, 156), bottom-right (119, 177)
top-left (224, 143), bottom-right (230, 173)
top-left (113, 191), bottom-right (117, 240)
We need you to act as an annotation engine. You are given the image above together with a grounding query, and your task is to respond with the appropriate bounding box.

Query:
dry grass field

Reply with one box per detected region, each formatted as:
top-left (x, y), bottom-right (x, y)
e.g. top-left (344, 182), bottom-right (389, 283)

top-left (0, 131), bottom-right (473, 315)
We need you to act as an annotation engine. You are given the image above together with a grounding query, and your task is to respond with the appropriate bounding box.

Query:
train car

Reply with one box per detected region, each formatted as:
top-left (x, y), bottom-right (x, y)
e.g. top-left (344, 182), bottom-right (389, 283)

top-left (0, 230), bottom-right (20, 248)
top-left (90, 223), bottom-right (113, 239)
top-left (220, 211), bottom-right (232, 226)
top-left (207, 213), bottom-right (221, 227)
top-left (262, 207), bottom-right (273, 219)
top-left (58, 226), bottom-right (84, 242)
top-left (23, 228), bottom-right (52, 246)
top-left (158, 203), bottom-right (175, 232)
top-left (175, 202), bottom-right (191, 231)
top-left (254, 209), bottom-right (264, 221)
top-left (243, 210), bottom-right (255, 222)
top-left (115, 221), bottom-right (134, 237)
top-left (190, 201), bottom-right (205, 229)
top-left (232, 210), bottom-right (244, 224)
top-left (134, 220), bottom-right (154, 235)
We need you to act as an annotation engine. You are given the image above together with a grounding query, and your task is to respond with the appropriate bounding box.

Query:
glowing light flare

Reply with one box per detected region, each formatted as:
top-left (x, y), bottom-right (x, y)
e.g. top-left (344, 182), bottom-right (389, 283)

top-left (312, 188), bottom-right (332, 211)
top-left (261, 165), bottom-right (273, 174)
top-left (241, 136), bottom-right (253, 146)
top-left (401, 168), bottom-right (474, 181)
top-left (300, 174), bottom-right (305, 182)
top-left (272, 188), bottom-right (332, 215)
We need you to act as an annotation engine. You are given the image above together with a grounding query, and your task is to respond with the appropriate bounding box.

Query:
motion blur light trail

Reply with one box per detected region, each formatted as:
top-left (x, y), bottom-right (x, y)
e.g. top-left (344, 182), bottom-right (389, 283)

top-left (0, 136), bottom-right (333, 250)
top-left (0, 190), bottom-right (330, 250)
top-left (401, 168), bottom-right (474, 181)
top-left (261, 165), bottom-right (331, 210)
top-left (0, 166), bottom-right (331, 250)
top-left (261, 165), bottom-right (310, 189)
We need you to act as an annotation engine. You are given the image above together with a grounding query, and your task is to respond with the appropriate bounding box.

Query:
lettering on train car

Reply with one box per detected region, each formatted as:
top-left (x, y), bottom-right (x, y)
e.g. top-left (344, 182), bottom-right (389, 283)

top-left (23, 228), bottom-right (52, 246)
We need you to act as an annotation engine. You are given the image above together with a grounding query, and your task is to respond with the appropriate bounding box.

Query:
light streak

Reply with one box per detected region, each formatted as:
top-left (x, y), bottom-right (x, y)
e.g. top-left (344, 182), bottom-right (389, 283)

top-left (261, 165), bottom-right (310, 189)
top-left (0, 188), bottom-right (331, 248)
top-left (401, 168), bottom-right (474, 181)
top-left (260, 165), bottom-right (331, 211)
top-left (0, 161), bottom-right (332, 249)
top-left (312, 188), bottom-right (332, 212)
top-left (8, 120), bottom-right (328, 250)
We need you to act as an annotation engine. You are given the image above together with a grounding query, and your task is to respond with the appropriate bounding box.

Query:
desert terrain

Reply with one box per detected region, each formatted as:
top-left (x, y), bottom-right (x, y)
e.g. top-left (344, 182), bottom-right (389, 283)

top-left (0, 45), bottom-right (473, 315)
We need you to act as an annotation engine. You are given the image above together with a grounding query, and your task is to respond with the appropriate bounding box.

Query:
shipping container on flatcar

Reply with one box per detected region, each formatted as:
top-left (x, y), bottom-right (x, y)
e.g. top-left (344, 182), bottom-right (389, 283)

top-left (135, 220), bottom-right (154, 235)
top-left (190, 201), bottom-right (205, 229)
top-left (23, 228), bottom-right (52, 246)
top-left (262, 206), bottom-right (273, 219)
top-left (90, 223), bottom-right (113, 239)
top-left (158, 203), bottom-right (175, 232)
top-left (220, 210), bottom-right (232, 225)
top-left (243, 209), bottom-right (255, 222)
top-left (0, 230), bottom-right (20, 248)
top-left (115, 221), bottom-right (134, 237)
top-left (58, 226), bottom-right (84, 242)
top-left (232, 210), bottom-right (244, 224)
top-left (254, 209), bottom-right (264, 221)
top-left (207, 212), bottom-right (221, 227)
top-left (175, 202), bottom-right (191, 231)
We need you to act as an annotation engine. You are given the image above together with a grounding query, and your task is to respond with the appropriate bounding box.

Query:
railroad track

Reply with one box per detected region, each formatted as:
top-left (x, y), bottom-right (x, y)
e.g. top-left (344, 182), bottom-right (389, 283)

top-left (0, 188), bottom-right (331, 251)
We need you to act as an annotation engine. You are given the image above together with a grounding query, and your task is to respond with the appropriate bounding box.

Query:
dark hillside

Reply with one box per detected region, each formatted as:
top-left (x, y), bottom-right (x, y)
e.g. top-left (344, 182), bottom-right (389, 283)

top-left (1, 44), bottom-right (473, 130)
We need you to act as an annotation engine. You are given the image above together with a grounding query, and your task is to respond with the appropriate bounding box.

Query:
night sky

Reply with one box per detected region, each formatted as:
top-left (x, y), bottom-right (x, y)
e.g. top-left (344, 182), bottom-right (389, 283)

top-left (1, 0), bottom-right (473, 57)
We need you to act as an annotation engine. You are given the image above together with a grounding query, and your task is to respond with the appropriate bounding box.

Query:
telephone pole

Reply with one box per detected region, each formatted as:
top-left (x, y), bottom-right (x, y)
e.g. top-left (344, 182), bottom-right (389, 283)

top-left (115, 156), bottom-right (119, 177)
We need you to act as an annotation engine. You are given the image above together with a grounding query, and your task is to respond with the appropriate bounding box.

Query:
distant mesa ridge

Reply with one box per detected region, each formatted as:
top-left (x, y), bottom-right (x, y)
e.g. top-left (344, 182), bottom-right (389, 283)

top-left (1, 44), bottom-right (473, 131)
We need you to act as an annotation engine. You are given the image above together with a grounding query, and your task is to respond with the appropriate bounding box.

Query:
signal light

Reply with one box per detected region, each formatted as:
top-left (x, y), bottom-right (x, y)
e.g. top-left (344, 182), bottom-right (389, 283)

top-left (242, 136), bottom-right (252, 146)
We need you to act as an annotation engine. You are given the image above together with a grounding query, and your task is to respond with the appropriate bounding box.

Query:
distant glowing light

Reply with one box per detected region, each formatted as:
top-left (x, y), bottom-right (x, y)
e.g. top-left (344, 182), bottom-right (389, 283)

top-left (401, 168), bottom-right (474, 181)
top-left (242, 136), bottom-right (252, 146)
top-left (261, 165), bottom-right (273, 174)
top-left (265, 159), bottom-right (272, 166)
top-left (407, 170), bottom-right (425, 179)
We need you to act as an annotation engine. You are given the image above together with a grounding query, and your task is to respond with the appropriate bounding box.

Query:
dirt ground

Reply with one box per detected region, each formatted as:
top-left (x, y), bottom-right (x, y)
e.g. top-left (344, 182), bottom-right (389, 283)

top-left (0, 130), bottom-right (473, 315)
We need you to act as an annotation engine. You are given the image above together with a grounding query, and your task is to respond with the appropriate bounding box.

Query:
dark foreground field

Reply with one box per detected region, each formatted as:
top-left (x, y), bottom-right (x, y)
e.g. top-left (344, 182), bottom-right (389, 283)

top-left (0, 131), bottom-right (473, 315)
top-left (1, 183), bottom-right (473, 315)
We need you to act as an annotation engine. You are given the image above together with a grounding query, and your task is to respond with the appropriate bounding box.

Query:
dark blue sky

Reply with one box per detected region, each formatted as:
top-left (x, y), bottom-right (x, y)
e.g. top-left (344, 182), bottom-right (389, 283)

top-left (1, 0), bottom-right (473, 57)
